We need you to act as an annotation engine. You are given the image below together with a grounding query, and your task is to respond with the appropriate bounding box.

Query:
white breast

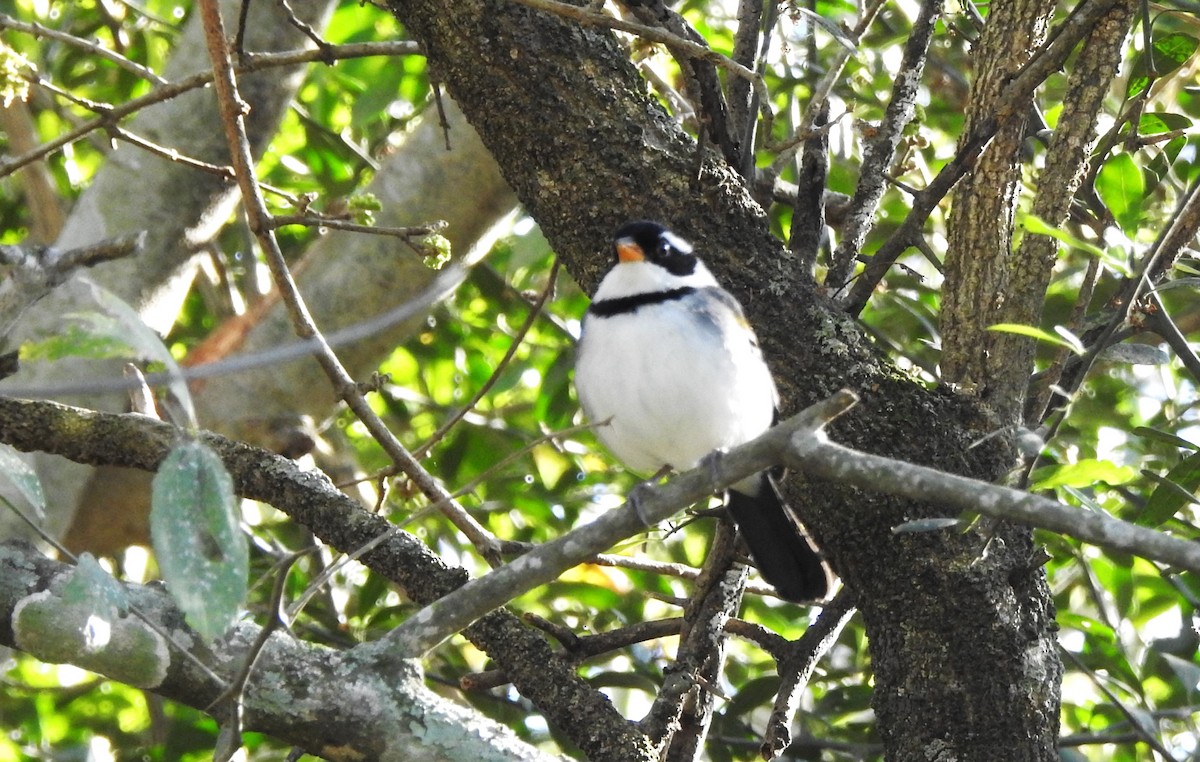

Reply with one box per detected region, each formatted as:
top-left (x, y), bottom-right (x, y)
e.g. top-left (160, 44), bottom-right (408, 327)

top-left (575, 277), bottom-right (776, 475)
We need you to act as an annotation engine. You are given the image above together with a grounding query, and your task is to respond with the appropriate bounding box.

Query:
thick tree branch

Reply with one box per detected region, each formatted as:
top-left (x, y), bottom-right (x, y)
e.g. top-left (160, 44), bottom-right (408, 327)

top-left (0, 541), bottom-right (561, 762)
top-left (3, 389), bottom-right (1197, 753)
top-left (1001, 0), bottom-right (1137, 426)
top-left (0, 396), bottom-right (647, 760)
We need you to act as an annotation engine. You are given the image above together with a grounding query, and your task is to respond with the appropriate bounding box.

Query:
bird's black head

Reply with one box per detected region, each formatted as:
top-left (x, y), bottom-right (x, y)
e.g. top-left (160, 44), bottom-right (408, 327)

top-left (613, 220), bottom-right (698, 277)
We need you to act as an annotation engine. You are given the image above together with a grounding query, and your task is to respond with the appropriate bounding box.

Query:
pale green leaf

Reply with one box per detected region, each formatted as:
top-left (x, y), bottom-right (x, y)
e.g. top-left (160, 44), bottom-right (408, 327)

top-left (150, 440), bottom-right (247, 642)
top-left (0, 443), bottom-right (46, 521)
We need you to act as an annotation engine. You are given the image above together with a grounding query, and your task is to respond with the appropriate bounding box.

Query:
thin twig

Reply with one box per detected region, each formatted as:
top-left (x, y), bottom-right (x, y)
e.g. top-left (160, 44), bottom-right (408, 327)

top-left (195, 0), bottom-right (500, 563)
top-left (843, 0), bottom-right (1124, 315)
top-left (763, 589), bottom-right (857, 758)
top-left (764, 0), bottom-right (885, 168)
top-left (107, 122), bottom-right (237, 180)
top-left (1144, 290), bottom-right (1200, 383)
top-left (1060, 647), bottom-right (1180, 761)
top-left (205, 549), bottom-right (312, 712)
top-left (825, 0), bottom-right (944, 293)
top-left (414, 258), bottom-right (561, 459)
top-left (0, 40), bottom-right (421, 179)
top-left (508, 0), bottom-right (760, 84)
top-left (0, 12), bottom-right (169, 85)
top-left (269, 214), bottom-right (444, 241)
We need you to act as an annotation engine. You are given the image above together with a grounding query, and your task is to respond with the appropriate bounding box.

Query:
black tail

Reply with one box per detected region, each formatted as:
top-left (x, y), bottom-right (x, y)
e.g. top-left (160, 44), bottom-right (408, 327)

top-left (725, 473), bottom-right (831, 602)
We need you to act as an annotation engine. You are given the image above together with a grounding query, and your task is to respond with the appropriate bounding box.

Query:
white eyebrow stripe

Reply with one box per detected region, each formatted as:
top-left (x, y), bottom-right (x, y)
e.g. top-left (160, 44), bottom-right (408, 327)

top-left (660, 230), bottom-right (693, 254)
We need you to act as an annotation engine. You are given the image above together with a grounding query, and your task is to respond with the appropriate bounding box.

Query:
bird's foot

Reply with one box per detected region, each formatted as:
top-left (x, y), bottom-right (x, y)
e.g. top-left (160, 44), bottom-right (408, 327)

top-left (698, 447), bottom-right (729, 489)
top-left (627, 481), bottom-right (656, 527)
top-left (627, 464), bottom-right (673, 527)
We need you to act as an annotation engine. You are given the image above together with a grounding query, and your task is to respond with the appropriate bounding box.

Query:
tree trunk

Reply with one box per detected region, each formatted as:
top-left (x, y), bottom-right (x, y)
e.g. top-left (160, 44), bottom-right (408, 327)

top-left (387, 0), bottom-right (1063, 758)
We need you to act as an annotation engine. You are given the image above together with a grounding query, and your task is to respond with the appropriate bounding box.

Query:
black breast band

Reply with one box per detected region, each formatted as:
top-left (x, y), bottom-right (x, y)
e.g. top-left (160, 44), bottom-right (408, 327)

top-left (588, 287), bottom-right (696, 318)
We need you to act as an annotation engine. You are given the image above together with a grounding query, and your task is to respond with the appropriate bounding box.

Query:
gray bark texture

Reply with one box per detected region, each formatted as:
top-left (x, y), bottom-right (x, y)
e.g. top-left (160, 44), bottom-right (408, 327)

top-left (386, 1), bottom-right (1062, 759)
top-left (939, 0), bottom-right (1056, 423)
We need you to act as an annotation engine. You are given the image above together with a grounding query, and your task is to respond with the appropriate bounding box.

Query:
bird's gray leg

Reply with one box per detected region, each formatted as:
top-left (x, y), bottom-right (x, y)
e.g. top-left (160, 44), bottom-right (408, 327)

top-left (698, 447), bottom-right (729, 490)
top-left (627, 464), bottom-right (673, 526)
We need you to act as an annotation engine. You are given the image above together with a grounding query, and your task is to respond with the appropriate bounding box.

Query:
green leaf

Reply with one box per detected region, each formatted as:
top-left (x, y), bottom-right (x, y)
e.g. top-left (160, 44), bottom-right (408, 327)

top-left (150, 440), bottom-right (247, 641)
top-left (1019, 213), bottom-right (1132, 276)
top-left (1127, 33), bottom-right (1199, 99)
top-left (1030, 459), bottom-right (1138, 490)
top-left (19, 322), bottom-right (135, 362)
top-left (1096, 152), bottom-right (1145, 231)
top-left (1139, 450), bottom-right (1200, 527)
top-left (18, 279), bottom-right (197, 426)
top-left (0, 442), bottom-right (46, 521)
top-left (987, 323), bottom-right (1084, 354)
top-left (1133, 426), bottom-right (1199, 451)
top-left (419, 233), bottom-right (452, 270)
top-left (62, 553), bottom-right (129, 614)
top-left (1137, 111), bottom-right (1192, 136)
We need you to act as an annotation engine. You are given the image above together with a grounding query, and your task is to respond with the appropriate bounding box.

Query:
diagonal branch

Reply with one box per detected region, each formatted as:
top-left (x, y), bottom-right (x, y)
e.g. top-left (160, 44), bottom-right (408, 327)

top-left (826, 0), bottom-right (945, 294)
top-left (0, 394), bottom-right (647, 759)
top-left (196, 0), bottom-right (500, 562)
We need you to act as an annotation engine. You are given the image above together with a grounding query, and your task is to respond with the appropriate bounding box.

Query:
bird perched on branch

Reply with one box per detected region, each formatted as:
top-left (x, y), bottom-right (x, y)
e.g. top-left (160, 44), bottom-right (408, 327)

top-left (574, 220), bottom-right (830, 602)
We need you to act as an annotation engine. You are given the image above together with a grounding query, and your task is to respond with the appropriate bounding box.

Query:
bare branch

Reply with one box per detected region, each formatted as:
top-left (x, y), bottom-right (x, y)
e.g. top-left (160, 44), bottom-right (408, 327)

top-left (0, 40), bottom-right (421, 180)
top-left (0, 13), bottom-right (169, 85)
top-left (764, 589), bottom-right (857, 759)
top-left (786, 416), bottom-right (1200, 575)
top-left (374, 392), bottom-right (859, 657)
top-left (204, 0), bottom-right (502, 562)
top-left (826, 0), bottom-right (945, 293)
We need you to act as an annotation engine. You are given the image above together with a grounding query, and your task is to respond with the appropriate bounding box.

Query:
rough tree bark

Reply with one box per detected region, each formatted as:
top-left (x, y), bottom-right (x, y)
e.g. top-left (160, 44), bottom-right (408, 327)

top-left (387, 0), bottom-right (1062, 759)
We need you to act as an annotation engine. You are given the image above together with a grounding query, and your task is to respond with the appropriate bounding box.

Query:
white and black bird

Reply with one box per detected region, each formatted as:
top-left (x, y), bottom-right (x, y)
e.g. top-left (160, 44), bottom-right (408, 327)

top-left (574, 220), bottom-right (831, 602)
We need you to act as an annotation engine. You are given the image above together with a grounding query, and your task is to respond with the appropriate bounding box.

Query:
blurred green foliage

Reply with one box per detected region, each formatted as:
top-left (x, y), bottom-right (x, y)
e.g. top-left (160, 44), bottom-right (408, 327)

top-left (0, 0), bottom-right (1198, 760)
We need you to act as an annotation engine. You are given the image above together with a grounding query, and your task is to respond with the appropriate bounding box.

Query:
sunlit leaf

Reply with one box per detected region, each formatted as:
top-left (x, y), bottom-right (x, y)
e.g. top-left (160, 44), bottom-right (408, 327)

top-left (1096, 152), bottom-right (1145, 231)
top-left (1138, 111), bottom-right (1192, 136)
top-left (150, 440), bottom-right (247, 642)
top-left (987, 323), bottom-right (1084, 354)
top-left (19, 322), bottom-right (135, 361)
top-left (1030, 459), bottom-right (1137, 490)
top-left (1019, 213), bottom-right (1132, 276)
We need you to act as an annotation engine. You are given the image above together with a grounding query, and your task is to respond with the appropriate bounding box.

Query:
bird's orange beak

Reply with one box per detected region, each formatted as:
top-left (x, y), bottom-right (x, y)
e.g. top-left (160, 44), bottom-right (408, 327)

top-left (616, 239), bottom-right (644, 263)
